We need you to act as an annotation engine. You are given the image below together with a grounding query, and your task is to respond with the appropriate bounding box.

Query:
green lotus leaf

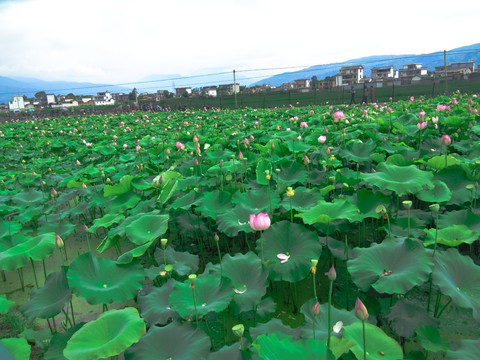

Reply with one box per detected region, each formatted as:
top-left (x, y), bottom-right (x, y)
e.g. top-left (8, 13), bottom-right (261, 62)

top-left (0, 221), bottom-right (21, 239)
top-left (339, 139), bottom-right (375, 164)
top-left (232, 188), bottom-right (281, 213)
top-left (222, 252), bottom-right (268, 313)
top-left (415, 325), bottom-right (449, 353)
top-left (216, 203), bottom-right (254, 237)
top-left (198, 190), bottom-right (233, 220)
top-left (343, 322), bottom-right (403, 360)
top-left (426, 155), bottom-right (460, 170)
top-left (0, 337), bottom-right (31, 360)
top-left (67, 253), bottom-right (145, 305)
top-left (388, 214), bottom-right (427, 239)
top-left (385, 153), bottom-right (412, 166)
top-left (424, 225), bottom-right (479, 247)
top-left (348, 238), bottom-right (434, 294)
top-left (116, 240), bottom-right (154, 264)
top-left (361, 163), bottom-right (434, 196)
top-left (104, 175), bottom-right (133, 197)
top-left (157, 177), bottom-right (178, 205)
top-left (258, 221), bottom-right (322, 282)
top-left (64, 307), bottom-right (145, 360)
top-left (435, 165), bottom-right (477, 205)
top-left (205, 149), bottom-right (235, 162)
top-left (446, 339), bottom-right (480, 360)
top-left (415, 179), bottom-right (452, 203)
top-left (154, 246), bottom-right (199, 276)
top-left (256, 296), bottom-right (277, 318)
top-left (138, 278), bottom-right (179, 326)
top-left (88, 213), bottom-right (125, 233)
top-left (250, 318), bottom-right (301, 341)
top-left (125, 321), bottom-right (210, 360)
top-left (98, 145), bottom-right (116, 156)
top-left (38, 221), bottom-right (76, 240)
top-left (252, 333), bottom-right (330, 360)
top-left (256, 158), bottom-right (272, 186)
top-left (174, 210), bottom-right (209, 240)
top-left (106, 192), bottom-right (141, 213)
top-left (300, 298), bottom-right (358, 339)
top-left (296, 199), bottom-right (359, 224)
top-left (386, 299), bottom-right (437, 338)
top-left (169, 190), bottom-right (203, 210)
top-left (279, 186), bottom-right (323, 211)
top-left (347, 188), bottom-right (390, 221)
top-left (124, 214), bottom-right (169, 245)
top-left (19, 328), bottom-right (52, 350)
top-left (440, 209), bottom-right (480, 233)
top-left (207, 159), bottom-right (244, 175)
top-left (27, 232), bottom-right (56, 263)
top-left (0, 294), bottom-right (15, 314)
top-left (169, 274), bottom-right (234, 319)
top-left (276, 159), bottom-right (308, 186)
top-left (44, 323), bottom-right (84, 360)
top-left (20, 267), bottom-right (71, 320)
top-left (432, 248), bottom-right (480, 320)
top-left (131, 176), bottom-right (153, 191)
top-left (207, 343), bottom-right (244, 360)
top-left (12, 188), bottom-right (44, 205)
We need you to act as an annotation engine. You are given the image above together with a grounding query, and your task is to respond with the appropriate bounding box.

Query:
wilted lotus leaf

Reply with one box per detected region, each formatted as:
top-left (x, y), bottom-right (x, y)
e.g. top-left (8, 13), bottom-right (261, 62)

top-left (258, 221), bottom-right (322, 282)
top-left (424, 225), bottom-right (479, 247)
top-left (432, 248), bottom-right (480, 321)
top-left (348, 238), bottom-right (434, 294)
top-left (221, 252), bottom-right (268, 313)
top-left (343, 322), bottom-right (403, 360)
top-left (67, 253), bottom-right (145, 305)
top-left (125, 321), bottom-right (210, 360)
top-left (169, 274), bottom-right (233, 319)
top-left (361, 163), bottom-right (434, 196)
top-left (64, 307), bottom-right (145, 360)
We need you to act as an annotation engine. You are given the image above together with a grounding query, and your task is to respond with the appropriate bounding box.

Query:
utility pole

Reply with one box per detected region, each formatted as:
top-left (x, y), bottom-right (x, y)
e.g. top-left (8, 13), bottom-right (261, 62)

top-left (233, 69), bottom-right (238, 109)
top-left (444, 50), bottom-right (448, 95)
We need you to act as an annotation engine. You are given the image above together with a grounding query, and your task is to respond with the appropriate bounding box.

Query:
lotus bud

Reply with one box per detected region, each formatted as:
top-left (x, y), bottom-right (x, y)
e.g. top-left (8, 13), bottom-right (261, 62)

top-left (441, 134), bottom-right (451, 146)
top-left (214, 233), bottom-right (219, 242)
top-left (402, 200), bottom-right (412, 210)
top-left (219, 160), bottom-right (223, 168)
top-left (82, 224), bottom-right (89, 232)
top-left (313, 301), bottom-right (320, 316)
top-left (55, 234), bottom-right (64, 248)
top-left (51, 188), bottom-right (57, 196)
top-left (232, 324), bottom-right (245, 338)
top-left (161, 238), bottom-right (168, 248)
top-left (193, 158), bottom-right (199, 166)
top-left (355, 298), bottom-right (369, 320)
top-left (325, 265), bottom-right (336, 281)
top-left (429, 204), bottom-right (440, 213)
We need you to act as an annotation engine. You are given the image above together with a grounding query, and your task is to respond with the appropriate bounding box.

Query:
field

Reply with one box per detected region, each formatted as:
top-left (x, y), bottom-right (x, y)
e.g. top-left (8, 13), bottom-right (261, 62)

top-left (1, 92), bottom-right (480, 359)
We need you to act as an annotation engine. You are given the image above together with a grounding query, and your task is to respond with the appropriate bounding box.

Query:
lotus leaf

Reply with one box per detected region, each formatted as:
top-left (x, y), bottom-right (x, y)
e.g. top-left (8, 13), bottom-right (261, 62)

top-left (125, 321), bottom-right (210, 360)
top-left (432, 248), bottom-right (480, 320)
top-left (347, 189), bottom-right (390, 221)
top-left (20, 267), bottom-right (71, 320)
top-left (0, 337), bottom-right (31, 360)
top-left (258, 221), bottom-right (322, 282)
top-left (88, 213), bottom-right (125, 233)
top-left (232, 188), bottom-right (281, 213)
top-left (222, 252), bottom-right (268, 312)
top-left (424, 224), bottom-right (479, 247)
top-left (296, 199), bottom-right (359, 225)
top-left (348, 238), bottom-right (434, 294)
top-left (250, 318), bottom-right (301, 341)
top-left (252, 333), bottom-right (330, 360)
top-left (216, 203), bottom-right (254, 237)
top-left (440, 209), bottom-right (480, 233)
top-left (415, 179), bottom-right (452, 203)
top-left (343, 322), bottom-right (403, 360)
top-left (386, 299), bottom-right (437, 338)
top-left (256, 158), bottom-right (272, 186)
top-left (116, 240), bottom-right (154, 264)
top-left (207, 344), bottom-right (244, 360)
top-left (64, 307), bottom-right (145, 360)
top-left (44, 323), bottom-right (84, 360)
top-left (339, 139), bottom-right (375, 164)
top-left (279, 186), bottom-right (323, 211)
top-left (169, 189), bottom-right (203, 210)
top-left (138, 278), bottom-right (179, 326)
top-left (446, 339), bottom-right (480, 360)
top-left (124, 214), bottom-right (169, 245)
top-left (198, 190), bottom-right (233, 220)
top-left (276, 159), bottom-right (308, 186)
top-left (436, 166), bottom-right (478, 205)
top-left (169, 274), bottom-right (234, 319)
top-left (361, 163), bottom-right (434, 196)
top-left (415, 325), bottom-right (449, 353)
top-left (67, 253), bottom-right (145, 305)
top-left (154, 246), bottom-right (199, 276)
top-left (0, 294), bottom-right (15, 314)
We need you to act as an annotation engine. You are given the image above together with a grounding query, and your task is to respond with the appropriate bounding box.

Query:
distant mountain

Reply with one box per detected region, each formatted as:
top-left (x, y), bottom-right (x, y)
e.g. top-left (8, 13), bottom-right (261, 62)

top-left (0, 77), bottom-right (131, 104)
top-left (250, 43), bottom-right (480, 87)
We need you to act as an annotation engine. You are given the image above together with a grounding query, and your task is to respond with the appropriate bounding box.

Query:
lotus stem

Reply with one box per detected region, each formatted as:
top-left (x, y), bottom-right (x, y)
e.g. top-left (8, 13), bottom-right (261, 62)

top-left (289, 197), bottom-right (293, 222)
top-left (52, 316), bottom-right (57, 332)
top-left (433, 290), bottom-right (442, 317)
top-left (46, 318), bottom-right (54, 334)
top-left (326, 279), bottom-right (333, 359)
top-left (345, 235), bottom-right (350, 310)
top-left (244, 232), bottom-right (252, 252)
top-left (103, 304), bottom-right (108, 312)
top-left (42, 259), bottom-right (47, 281)
top-left (260, 231), bottom-right (264, 263)
top-left (362, 320), bottom-right (367, 360)
top-left (1, 270), bottom-right (6, 282)
top-left (433, 211), bottom-right (439, 258)
top-left (29, 258), bottom-right (39, 289)
top-left (436, 297), bottom-right (452, 318)
top-left (215, 239), bottom-right (223, 277)
top-left (407, 209), bottom-right (410, 238)
top-left (17, 268), bottom-right (25, 292)
top-left (192, 286), bottom-right (199, 328)
top-left (70, 299), bottom-right (76, 325)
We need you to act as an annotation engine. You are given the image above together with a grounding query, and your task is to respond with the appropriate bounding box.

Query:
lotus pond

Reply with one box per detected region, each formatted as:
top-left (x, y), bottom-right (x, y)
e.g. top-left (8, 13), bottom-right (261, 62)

top-left (1, 93), bottom-right (480, 359)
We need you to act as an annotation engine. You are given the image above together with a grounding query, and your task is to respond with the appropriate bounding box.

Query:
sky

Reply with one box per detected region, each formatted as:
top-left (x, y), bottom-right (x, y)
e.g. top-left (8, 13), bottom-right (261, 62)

top-left (1, 0), bottom-right (480, 86)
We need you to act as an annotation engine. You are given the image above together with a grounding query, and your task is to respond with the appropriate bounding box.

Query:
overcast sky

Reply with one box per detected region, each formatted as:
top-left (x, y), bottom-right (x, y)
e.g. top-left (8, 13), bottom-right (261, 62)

top-left (1, 0), bottom-right (479, 85)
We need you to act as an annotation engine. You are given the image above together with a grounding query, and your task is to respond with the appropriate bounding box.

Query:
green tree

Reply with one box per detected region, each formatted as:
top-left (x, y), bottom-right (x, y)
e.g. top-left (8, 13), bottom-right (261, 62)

top-left (129, 88), bottom-right (138, 101)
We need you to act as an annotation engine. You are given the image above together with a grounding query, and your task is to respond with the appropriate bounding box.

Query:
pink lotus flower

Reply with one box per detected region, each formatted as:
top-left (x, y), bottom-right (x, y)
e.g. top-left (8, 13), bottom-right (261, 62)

top-left (175, 141), bottom-right (185, 150)
top-left (417, 122), bottom-right (427, 130)
top-left (418, 110), bottom-right (425, 118)
top-left (277, 253), bottom-right (290, 264)
top-left (318, 135), bottom-right (327, 144)
top-left (451, 98), bottom-right (458, 105)
top-left (55, 234), bottom-right (64, 248)
top-left (472, 108), bottom-right (478, 115)
top-left (441, 134), bottom-right (451, 146)
top-left (193, 135), bottom-right (199, 142)
top-left (304, 154), bottom-right (310, 166)
top-left (249, 134), bottom-right (254, 141)
top-left (325, 265), bottom-right (336, 281)
top-left (249, 213), bottom-right (271, 231)
top-left (300, 121), bottom-right (308, 128)
top-left (123, 144), bottom-right (128, 149)
top-left (313, 301), bottom-right (320, 315)
top-left (238, 151), bottom-right (244, 160)
top-left (354, 298), bottom-right (369, 320)
top-left (333, 111), bottom-right (345, 121)
top-left (135, 145), bottom-right (141, 152)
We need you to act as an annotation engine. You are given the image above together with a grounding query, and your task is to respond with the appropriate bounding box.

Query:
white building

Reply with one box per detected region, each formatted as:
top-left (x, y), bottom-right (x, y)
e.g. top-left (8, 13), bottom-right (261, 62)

top-left (335, 65), bottom-right (364, 86)
top-left (398, 64), bottom-right (428, 78)
top-left (46, 94), bottom-right (56, 104)
top-left (371, 66), bottom-right (399, 80)
top-left (8, 95), bottom-right (25, 112)
top-left (202, 86), bottom-right (217, 97)
top-left (93, 91), bottom-right (115, 106)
